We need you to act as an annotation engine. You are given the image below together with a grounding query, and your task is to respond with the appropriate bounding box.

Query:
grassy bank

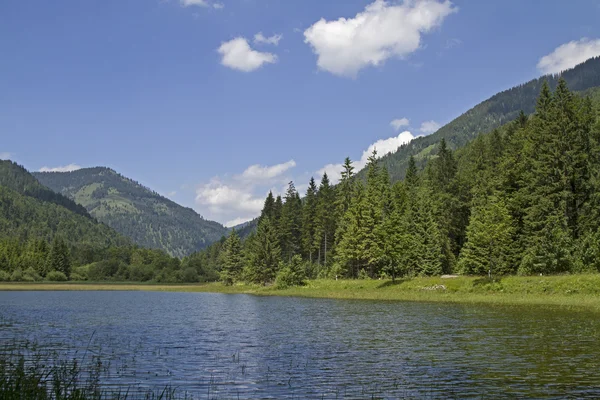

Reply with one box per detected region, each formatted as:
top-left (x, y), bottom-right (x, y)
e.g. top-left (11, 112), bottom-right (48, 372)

top-left (2, 275), bottom-right (600, 311)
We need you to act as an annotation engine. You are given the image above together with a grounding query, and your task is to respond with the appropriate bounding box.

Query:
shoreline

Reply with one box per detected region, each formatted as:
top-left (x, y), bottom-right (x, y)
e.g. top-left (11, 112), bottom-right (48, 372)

top-left (2, 275), bottom-right (600, 311)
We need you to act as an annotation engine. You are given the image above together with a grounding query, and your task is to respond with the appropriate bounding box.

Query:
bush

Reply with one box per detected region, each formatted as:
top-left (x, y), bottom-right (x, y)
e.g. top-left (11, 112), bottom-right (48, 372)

top-left (128, 264), bottom-right (155, 282)
top-left (180, 267), bottom-right (199, 283)
top-left (0, 270), bottom-right (10, 282)
top-left (46, 271), bottom-right (68, 282)
top-left (69, 273), bottom-right (86, 281)
top-left (23, 267), bottom-right (42, 282)
top-left (10, 269), bottom-right (23, 282)
top-left (275, 255), bottom-right (306, 289)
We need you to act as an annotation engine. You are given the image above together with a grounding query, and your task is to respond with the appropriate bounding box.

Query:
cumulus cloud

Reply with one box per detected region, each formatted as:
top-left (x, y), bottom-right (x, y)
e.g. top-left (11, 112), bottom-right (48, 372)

top-left (195, 160), bottom-right (297, 226)
top-left (304, 0), bottom-right (457, 77)
top-left (39, 164), bottom-right (82, 173)
top-left (218, 37), bottom-right (278, 72)
top-left (254, 32), bottom-right (283, 46)
top-left (420, 120), bottom-right (440, 134)
top-left (537, 38), bottom-right (600, 74)
top-left (390, 118), bottom-right (410, 131)
top-left (318, 131), bottom-right (415, 182)
top-left (240, 160), bottom-right (296, 182)
top-left (0, 152), bottom-right (11, 160)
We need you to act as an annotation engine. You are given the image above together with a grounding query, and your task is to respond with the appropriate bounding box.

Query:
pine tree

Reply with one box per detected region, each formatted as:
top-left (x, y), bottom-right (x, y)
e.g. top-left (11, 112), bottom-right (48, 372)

top-left (219, 229), bottom-right (243, 285)
top-left (280, 181), bottom-right (302, 261)
top-left (313, 173), bottom-right (336, 266)
top-left (245, 217), bottom-right (281, 285)
top-left (335, 182), bottom-right (368, 278)
top-left (457, 195), bottom-right (515, 276)
top-left (301, 177), bottom-right (319, 262)
top-left (405, 155), bottom-right (419, 188)
top-left (46, 236), bottom-right (71, 278)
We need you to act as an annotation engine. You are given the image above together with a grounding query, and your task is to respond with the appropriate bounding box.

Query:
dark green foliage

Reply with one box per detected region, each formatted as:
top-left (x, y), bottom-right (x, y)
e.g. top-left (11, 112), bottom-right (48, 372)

top-left (458, 196), bottom-right (514, 276)
top-left (46, 237), bottom-right (71, 278)
top-left (245, 217), bottom-right (282, 285)
top-left (275, 254), bottom-right (307, 289)
top-left (34, 167), bottom-right (227, 257)
top-left (219, 229), bottom-right (244, 285)
top-left (280, 182), bottom-right (303, 261)
top-left (313, 173), bottom-right (336, 266)
top-left (301, 178), bottom-right (319, 262)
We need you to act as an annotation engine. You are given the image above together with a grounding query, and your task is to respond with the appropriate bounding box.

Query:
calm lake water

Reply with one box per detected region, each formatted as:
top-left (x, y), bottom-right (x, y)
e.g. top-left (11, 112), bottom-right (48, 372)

top-left (1, 291), bottom-right (599, 399)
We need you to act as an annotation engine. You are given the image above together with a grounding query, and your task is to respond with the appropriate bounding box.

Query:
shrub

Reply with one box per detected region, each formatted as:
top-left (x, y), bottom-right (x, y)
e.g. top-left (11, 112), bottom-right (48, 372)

top-left (0, 270), bottom-right (10, 282)
top-left (23, 267), bottom-right (42, 282)
top-left (10, 269), bottom-right (23, 282)
top-left (46, 271), bottom-right (68, 282)
top-left (180, 267), bottom-right (199, 283)
top-left (69, 273), bottom-right (86, 281)
top-left (275, 255), bottom-right (306, 289)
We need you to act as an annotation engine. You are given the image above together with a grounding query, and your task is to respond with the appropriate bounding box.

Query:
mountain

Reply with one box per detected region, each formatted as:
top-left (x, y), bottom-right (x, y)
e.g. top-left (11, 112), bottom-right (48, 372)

top-left (0, 160), bottom-right (128, 252)
top-left (367, 56), bottom-right (600, 182)
top-left (34, 167), bottom-right (227, 258)
top-left (231, 218), bottom-right (259, 239)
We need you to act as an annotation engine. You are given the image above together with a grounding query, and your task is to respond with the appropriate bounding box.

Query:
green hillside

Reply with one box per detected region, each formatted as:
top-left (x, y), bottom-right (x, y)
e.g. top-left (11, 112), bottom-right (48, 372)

top-left (368, 56), bottom-right (600, 182)
top-left (34, 167), bottom-right (227, 257)
top-left (0, 160), bottom-right (130, 275)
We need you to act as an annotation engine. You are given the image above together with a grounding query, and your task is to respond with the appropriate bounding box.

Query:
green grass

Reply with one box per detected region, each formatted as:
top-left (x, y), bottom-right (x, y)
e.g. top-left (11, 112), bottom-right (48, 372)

top-left (3, 275), bottom-right (600, 311)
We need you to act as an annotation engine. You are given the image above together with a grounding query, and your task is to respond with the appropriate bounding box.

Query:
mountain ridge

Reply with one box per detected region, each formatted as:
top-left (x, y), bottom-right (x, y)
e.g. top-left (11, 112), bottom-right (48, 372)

top-left (363, 56), bottom-right (600, 182)
top-left (34, 167), bottom-right (228, 258)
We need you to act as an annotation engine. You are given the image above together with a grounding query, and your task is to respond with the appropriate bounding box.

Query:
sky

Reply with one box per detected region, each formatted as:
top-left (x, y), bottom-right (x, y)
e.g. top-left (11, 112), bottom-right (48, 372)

top-left (2, 0), bottom-right (600, 227)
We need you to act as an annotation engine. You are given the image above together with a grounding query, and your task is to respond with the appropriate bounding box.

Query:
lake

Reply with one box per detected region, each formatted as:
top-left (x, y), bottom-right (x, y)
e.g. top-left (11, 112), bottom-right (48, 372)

top-left (1, 291), bottom-right (599, 399)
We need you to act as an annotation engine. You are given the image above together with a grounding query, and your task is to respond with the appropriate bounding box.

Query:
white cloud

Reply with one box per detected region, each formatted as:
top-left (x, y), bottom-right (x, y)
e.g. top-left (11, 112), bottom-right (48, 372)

top-left (303, 0), bottom-right (457, 77)
top-left (240, 160), bottom-right (296, 182)
top-left (195, 160), bottom-right (297, 225)
top-left (254, 32), bottom-right (283, 46)
top-left (420, 120), bottom-right (440, 134)
top-left (0, 152), bottom-right (11, 160)
top-left (39, 164), bottom-right (82, 173)
top-left (180, 0), bottom-right (222, 8)
top-left (196, 180), bottom-right (264, 215)
top-left (218, 37), bottom-right (278, 72)
top-left (181, 0), bottom-right (208, 6)
top-left (225, 217), bottom-right (253, 228)
top-left (318, 131), bottom-right (415, 182)
top-left (537, 38), bottom-right (600, 74)
top-left (390, 118), bottom-right (410, 131)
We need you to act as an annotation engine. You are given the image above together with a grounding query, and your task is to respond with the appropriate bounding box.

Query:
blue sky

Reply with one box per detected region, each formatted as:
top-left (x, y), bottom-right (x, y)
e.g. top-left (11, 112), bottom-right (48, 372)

top-left (2, 0), bottom-right (600, 226)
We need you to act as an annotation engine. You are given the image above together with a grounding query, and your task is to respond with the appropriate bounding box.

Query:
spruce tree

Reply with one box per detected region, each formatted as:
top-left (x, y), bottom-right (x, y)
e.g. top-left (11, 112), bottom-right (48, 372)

top-left (313, 173), bottom-right (336, 266)
top-left (220, 229), bottom-right (243, 285)
top-left (280, 181), bottom-right (302, 261)
top-left (301, 177), bottom-right (319, 262)
top-left (245, 217), bottom-right (281, 285)
top-left (457, 195), bottom-right (515, 276)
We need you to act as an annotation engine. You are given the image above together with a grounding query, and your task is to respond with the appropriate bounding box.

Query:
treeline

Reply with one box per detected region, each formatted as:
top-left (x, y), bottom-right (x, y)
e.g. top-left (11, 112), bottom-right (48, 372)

top-left (190, 78), bottom-right (600, 285)
top-left (371, 56), bottom-right (600, 182)
top-left (0, 234), bottom-right (215, 283)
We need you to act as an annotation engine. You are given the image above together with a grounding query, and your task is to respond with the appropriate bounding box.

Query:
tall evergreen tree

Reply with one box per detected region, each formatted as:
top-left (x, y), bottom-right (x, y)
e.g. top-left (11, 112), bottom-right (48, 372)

top-left (458, 195), bottom-right (515, 276)
top-left (219, 229), bottom-right (244, 285)
top-left (313, 173), bottom-right (336, 266)
top-left (280, 181), bottom-right (302, 261)
top-left (301, 177), bottom-right (319, 262)
top-left (46, 236), bottom-right (71, 278)
top-left (245, 217), bottom-right (281, 285)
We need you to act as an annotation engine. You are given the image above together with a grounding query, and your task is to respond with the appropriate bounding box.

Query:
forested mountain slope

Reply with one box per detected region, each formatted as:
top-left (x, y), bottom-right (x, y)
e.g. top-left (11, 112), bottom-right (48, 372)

top-left (0, 160), bottom-right (130, 274)
top-left (367, 56), bottom-right (600, 182)
top-left (34, 167), bottom-right (227, 257)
